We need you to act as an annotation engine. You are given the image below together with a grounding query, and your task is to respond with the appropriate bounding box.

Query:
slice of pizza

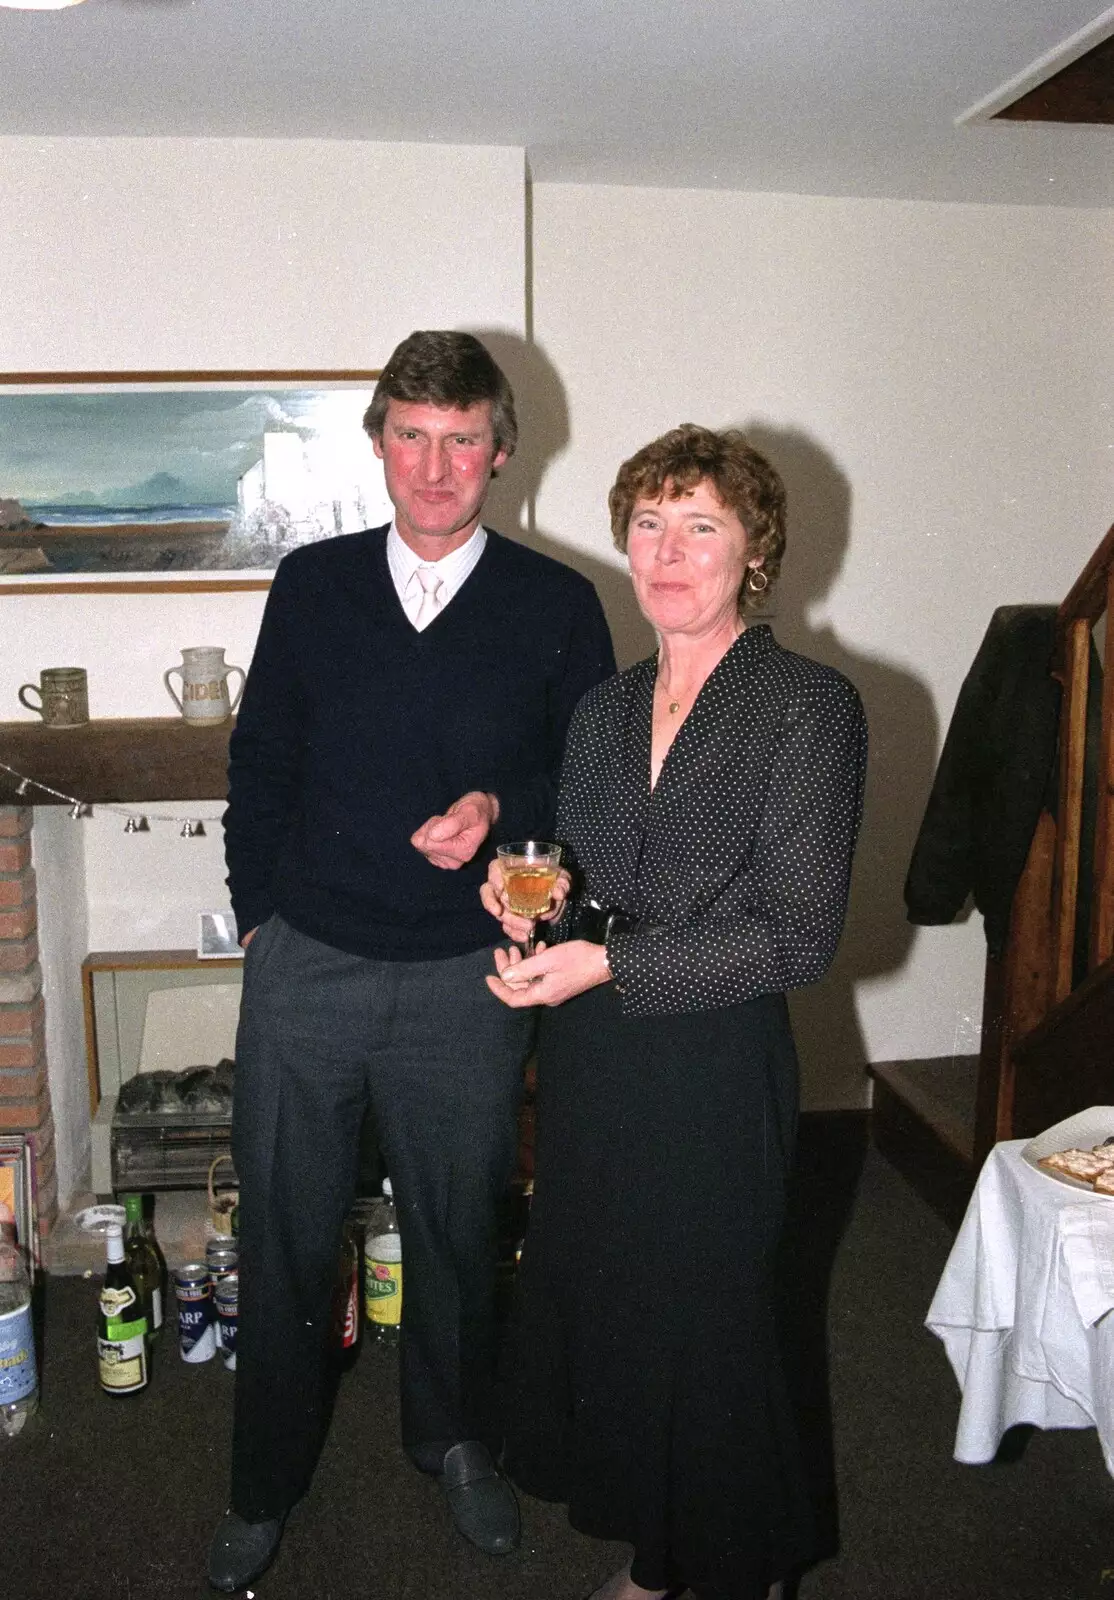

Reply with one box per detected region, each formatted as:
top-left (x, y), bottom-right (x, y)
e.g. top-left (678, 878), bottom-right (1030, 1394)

top-left (1040, 1147), bottom-right (1111, 1182)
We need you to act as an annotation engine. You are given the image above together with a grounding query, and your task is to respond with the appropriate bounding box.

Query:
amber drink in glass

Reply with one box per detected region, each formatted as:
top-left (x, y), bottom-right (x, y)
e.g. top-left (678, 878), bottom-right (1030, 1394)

top-left (496, 841), bottom-right (562, 956)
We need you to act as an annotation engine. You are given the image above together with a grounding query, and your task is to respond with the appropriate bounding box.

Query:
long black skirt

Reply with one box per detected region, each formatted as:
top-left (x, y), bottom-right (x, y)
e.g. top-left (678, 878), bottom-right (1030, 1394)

top-left (502, 983), bottom-right (814, 1600)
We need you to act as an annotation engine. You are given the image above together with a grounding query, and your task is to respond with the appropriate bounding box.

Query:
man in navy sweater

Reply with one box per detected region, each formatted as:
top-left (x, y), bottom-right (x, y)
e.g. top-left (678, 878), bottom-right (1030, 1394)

top-left (209, 332), bottom-right (615, 1591)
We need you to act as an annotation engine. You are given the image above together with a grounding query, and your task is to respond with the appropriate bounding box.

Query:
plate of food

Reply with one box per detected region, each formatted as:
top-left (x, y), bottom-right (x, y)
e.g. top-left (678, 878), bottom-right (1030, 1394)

top-left (1021, 1108), bottom-right (1114, 1195)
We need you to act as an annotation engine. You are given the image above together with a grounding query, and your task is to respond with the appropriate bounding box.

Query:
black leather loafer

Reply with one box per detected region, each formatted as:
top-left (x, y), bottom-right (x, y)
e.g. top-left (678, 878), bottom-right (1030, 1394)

top-left (439, 1440), bottom-right (520, 1555)
top-left (207, 1509), bottom-right (285, 1592)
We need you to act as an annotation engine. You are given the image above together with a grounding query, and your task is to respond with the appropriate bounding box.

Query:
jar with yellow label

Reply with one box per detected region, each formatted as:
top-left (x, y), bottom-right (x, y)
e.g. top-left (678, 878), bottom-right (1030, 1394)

top-left (363, 1179), bottom-right (402, 1348)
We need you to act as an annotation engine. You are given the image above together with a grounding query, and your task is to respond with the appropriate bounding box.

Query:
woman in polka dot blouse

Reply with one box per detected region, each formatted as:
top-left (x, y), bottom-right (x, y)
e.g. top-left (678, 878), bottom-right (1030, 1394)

top-left (481, 424), bottom-right (868, 1600)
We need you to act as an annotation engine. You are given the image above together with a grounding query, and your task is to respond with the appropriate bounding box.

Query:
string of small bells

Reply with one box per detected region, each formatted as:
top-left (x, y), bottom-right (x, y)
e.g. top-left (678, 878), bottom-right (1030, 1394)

top-left (0, 759), bottom-right (217, 837)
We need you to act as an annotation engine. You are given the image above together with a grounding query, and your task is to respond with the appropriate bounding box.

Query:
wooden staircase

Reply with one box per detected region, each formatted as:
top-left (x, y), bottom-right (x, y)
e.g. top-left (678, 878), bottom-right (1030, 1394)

top-left (872, 520), bottom-right (1114, 1216)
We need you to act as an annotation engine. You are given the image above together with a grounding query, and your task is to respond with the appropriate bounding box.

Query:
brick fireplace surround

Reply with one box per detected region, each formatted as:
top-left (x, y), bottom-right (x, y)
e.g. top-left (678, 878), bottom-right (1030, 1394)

top-left (0, 804), bottom-right (54, 1230)
top-left (0, 716), bottom-right (234, 1239)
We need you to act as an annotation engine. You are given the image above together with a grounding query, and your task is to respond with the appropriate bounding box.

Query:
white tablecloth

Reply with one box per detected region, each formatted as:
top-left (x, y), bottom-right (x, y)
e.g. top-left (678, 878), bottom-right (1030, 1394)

top-left (926, 1138), bottom-right (1114, 1475)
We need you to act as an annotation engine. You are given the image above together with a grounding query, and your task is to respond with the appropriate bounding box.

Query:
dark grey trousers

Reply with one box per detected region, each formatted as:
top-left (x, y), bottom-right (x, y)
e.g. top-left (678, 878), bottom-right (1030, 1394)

top-left (229, 914), bottom-right (532, 1519)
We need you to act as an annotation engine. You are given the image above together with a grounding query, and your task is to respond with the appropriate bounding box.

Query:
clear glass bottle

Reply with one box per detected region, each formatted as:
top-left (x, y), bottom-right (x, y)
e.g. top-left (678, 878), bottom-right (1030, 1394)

top-left (97, 1223), bottom-right (149, 1395)
top-left (0, 1218), bottom-right (38, 1438)
top-left (363, 1178), bottom-right (402, 1348)
top-left (123, 1193), bottom-right (163, 1339)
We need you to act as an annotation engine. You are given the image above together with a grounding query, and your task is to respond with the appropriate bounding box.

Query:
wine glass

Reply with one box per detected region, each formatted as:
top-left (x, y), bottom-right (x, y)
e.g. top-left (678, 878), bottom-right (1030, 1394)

top-left (496, 840), bottom-right (562, 957)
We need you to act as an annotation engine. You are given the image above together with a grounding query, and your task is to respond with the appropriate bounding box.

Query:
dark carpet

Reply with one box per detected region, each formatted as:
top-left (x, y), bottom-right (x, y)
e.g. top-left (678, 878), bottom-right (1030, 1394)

top-left (2, 1116), bottom-right (1111, 1600)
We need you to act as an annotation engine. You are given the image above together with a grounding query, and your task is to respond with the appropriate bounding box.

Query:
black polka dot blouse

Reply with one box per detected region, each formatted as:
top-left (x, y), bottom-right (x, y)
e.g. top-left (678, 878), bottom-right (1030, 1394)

top-left (555, 624), bottom-right (869, 1017)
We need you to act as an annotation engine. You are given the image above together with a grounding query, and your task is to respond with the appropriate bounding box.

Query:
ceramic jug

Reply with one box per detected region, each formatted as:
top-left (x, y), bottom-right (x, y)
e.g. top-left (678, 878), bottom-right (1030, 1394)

top-left (164, 647), bottom-right (245, 726)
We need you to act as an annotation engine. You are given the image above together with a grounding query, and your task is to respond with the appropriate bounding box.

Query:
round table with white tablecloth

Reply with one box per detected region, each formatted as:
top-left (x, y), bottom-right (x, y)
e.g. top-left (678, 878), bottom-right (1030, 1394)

top-left (927, 1133), bottom-right (1114, 1475)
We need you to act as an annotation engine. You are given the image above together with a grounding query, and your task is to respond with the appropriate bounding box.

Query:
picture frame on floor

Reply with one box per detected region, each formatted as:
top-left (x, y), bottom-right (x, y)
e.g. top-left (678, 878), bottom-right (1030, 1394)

top-left (0, 369), bottom-right (385, 594)
top-left (198, 911), bottom-right (245, 960)
top-left (0, 1133), bottom-right (37, 1269)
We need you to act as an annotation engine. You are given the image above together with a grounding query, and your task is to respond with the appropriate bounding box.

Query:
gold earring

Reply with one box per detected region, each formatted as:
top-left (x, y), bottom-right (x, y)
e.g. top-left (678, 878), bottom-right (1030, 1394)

top-left (747, 568), bottom-right (769, 593)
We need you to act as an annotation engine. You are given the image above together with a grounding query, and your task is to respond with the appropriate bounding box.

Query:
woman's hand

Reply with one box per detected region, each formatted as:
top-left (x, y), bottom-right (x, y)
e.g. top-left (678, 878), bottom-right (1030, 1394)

top-left (479, 858), bottom-right (571, 944)
top-left (485, 939), bottom-right (611, 1007)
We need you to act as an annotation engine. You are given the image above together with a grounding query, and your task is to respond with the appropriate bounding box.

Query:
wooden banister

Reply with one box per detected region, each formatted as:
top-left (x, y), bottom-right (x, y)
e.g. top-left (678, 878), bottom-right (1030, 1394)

top-left (1056, 519), bottom-right (1114, 642)
top-left (1051, 617), bottom-right (1091, 1003)
top-left (1011, 954), bottom-right (1114, 1137)
top-left (972, 517), bottom-right (1114, 1162)
top-left (1051, 518), bottom-right (1114, 997)
top-left (1091, 560), bottom-right (1114, 969)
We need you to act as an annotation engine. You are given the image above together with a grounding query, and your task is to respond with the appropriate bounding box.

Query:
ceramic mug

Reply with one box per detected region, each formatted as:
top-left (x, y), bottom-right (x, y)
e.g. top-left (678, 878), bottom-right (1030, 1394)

top-left (18, 667), bottom-right (89, 727)
top-left (164, 647), bottom-right (245, 726)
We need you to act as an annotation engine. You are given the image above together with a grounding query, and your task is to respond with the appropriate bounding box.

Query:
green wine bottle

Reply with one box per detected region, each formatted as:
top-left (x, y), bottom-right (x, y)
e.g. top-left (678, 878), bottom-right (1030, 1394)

top-left (123, 1193), bottom-right (163, 1338)
top-left (97, 1223), bottom-right (149, 1395)
top-left (143, 1203), bottom-right (168, 1333)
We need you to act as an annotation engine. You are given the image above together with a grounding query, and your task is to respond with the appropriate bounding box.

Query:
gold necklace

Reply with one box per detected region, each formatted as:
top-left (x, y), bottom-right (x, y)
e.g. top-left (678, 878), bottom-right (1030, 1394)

top-left (661, 626), bottom-right (742, 716)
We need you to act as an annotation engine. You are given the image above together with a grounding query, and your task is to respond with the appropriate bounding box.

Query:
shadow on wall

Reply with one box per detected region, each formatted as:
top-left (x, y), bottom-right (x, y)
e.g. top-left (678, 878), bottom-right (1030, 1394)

top-left (465, 327), bottom-right (655, 667)
top-left (745, 424), bottom-right (939, 1106)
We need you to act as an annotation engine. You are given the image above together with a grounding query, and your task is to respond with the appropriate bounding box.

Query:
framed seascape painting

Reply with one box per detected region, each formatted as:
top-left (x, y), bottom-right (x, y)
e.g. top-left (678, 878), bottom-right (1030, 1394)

top-left (0, 370), bottom-right (388, 593)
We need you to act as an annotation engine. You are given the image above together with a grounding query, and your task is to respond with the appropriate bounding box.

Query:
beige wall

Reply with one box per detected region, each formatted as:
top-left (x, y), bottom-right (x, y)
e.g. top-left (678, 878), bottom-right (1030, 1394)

top-left (5, 144), bottom-right (1113, 1169)
top-left (530, 181), bottom-right (1114, 1107)
top-left (0, 137), bottom-right (525, 372)
top-left (1, 134), bottom-right (525, 713)
top-left (1, 136), bottom-right (526, 1201)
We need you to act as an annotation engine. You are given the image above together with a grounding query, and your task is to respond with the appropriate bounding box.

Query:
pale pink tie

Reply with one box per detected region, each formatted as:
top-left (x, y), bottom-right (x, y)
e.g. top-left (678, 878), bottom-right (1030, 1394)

top-left (411, 566), bottom-right (444, 630)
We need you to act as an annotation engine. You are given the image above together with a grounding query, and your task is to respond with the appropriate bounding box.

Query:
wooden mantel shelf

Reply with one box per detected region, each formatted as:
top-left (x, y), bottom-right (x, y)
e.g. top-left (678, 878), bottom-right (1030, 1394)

top-left (0, 717), bottom-right (233, 803)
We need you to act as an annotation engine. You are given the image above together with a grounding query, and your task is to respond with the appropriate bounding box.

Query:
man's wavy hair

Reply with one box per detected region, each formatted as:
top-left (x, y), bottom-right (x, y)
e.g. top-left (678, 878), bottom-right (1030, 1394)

top-left (609, 424), bottom-right (786, 612)
top-left (363, 331), bottom-right (517, 461)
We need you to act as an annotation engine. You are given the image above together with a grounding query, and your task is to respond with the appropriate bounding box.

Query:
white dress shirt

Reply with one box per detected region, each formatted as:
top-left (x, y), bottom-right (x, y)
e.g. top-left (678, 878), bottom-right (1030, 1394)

top-left (386, 522), bottom-right (487, 631)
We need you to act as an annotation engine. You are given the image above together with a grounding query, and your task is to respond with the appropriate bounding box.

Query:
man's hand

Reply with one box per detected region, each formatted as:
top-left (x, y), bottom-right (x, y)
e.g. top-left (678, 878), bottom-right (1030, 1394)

top-left (411, 790), bottom-right (500, 870)
top-left (240, 927), bottom-right (258, 949)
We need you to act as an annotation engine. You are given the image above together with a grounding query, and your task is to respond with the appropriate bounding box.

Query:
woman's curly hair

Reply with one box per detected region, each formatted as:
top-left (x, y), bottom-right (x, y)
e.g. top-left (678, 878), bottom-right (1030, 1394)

top-left (608, 424), bottom-right (786, 612)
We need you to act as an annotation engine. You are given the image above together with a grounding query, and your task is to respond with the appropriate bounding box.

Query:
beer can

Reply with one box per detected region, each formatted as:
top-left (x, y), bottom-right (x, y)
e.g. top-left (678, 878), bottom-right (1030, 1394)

top-left (205, 1238), bottom-right (239, 1282)
top-left (214, 1275), bottom-right (239, 1371)
top-left (205, 1240), bottom-right (239, 1348)
top-left (174, 1263), bottom-right (216, 1363)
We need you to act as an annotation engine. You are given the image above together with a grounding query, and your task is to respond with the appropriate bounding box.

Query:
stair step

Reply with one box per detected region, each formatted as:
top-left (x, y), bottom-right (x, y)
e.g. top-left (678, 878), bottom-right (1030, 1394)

top-left (869, 1056), bottom-right (979, 1163)
top-left (868, 1056), bottom-right (980, 1227)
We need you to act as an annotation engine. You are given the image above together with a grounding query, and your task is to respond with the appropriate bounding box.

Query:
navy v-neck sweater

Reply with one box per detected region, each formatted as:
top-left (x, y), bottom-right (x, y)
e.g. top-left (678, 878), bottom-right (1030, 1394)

top-left (224, 525), bottom-right (615, 961)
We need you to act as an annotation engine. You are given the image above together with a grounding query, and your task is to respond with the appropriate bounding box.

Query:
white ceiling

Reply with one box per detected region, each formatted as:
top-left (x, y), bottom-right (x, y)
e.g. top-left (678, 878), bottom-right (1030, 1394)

top-left (2, 0), bottom-right (1113, 205)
